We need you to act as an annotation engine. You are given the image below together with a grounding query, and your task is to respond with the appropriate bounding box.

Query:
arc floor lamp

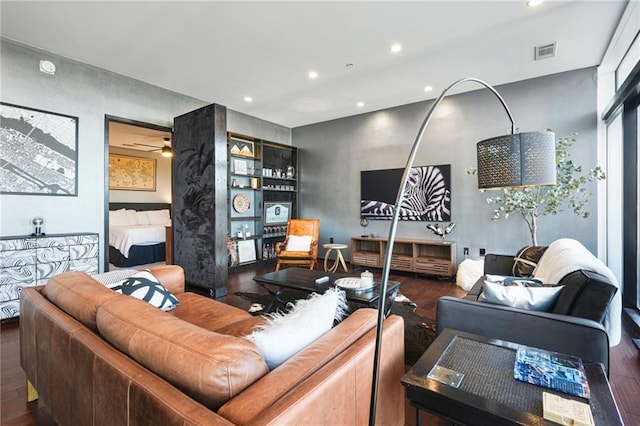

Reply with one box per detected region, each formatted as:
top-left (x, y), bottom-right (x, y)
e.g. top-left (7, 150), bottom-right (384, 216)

top-left (369, 77), bottom-right (557, 425)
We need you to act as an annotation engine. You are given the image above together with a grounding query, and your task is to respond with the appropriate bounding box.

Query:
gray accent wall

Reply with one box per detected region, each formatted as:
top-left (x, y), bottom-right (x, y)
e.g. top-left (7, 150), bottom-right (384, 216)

top-left (1, 39), bottom-right (290, 271)
top-left (293, 68), bottom-right (600, 263)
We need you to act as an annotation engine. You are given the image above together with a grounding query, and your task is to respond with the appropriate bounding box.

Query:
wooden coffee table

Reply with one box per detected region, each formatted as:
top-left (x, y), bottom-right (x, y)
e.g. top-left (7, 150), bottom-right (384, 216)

top-left (253, 267), bottom-right (400, 314)
top-left (402, 328), bottom-right (623, 426)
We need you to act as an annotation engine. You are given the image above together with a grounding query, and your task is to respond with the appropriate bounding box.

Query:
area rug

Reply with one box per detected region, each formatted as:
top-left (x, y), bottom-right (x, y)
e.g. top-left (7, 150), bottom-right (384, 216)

top-left (234, 290), bottom-right (436, 366)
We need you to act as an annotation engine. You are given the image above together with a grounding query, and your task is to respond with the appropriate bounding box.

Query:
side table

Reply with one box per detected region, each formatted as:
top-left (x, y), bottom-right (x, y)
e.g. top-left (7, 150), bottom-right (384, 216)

top-left (402, 328), bottom-right (623, 426)
top-left (323, 243), bottom-right (349, 272)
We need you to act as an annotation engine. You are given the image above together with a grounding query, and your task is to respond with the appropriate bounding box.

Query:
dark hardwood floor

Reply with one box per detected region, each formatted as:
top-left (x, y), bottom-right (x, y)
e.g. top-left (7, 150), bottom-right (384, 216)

top-left (1, 263), bottom-right (639, 425)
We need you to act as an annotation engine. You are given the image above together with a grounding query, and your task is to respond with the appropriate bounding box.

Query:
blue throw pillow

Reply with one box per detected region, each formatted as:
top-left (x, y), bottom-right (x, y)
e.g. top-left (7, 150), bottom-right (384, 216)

top-left (112, 270), bottom-right (179, 312)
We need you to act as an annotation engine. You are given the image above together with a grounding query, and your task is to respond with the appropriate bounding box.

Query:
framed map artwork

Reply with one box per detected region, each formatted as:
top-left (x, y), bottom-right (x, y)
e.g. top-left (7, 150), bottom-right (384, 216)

top-left (0, 102), bottom-right (79, 195)
top-left (109, 154), bottom-right (156, 191)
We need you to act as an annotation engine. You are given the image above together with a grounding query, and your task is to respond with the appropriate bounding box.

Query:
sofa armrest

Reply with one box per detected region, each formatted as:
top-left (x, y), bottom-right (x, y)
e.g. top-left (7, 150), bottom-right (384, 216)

top-left (483, 253), bottom-right (515, 275)
top-left (436, 297), bottom-right (610, 374)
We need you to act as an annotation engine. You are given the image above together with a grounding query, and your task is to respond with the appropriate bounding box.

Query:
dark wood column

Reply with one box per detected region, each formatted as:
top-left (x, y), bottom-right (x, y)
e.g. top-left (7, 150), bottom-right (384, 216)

top-left (172, 104), bottom-right (228, 297)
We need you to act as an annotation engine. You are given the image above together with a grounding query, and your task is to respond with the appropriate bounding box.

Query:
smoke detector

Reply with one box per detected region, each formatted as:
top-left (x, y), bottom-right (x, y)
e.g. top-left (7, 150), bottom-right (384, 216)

top-left (534, 42), bottom-right (557, 60)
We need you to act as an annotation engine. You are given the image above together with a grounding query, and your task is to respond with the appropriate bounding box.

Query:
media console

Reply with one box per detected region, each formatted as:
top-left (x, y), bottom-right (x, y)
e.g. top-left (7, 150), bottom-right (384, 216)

top-left (351, 236), bottom-right (456, 278)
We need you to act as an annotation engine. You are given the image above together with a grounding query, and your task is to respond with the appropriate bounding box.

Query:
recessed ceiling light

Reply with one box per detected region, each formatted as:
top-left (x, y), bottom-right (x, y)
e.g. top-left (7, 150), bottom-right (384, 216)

top-left (390, 43), bottom-right (402, 53)
top-left (244, 96), bottom-right (253, 103)
top-left (357, 102), bottom-right (365, 108)
top-left (527, 0), bottom-right (544, 6)
top-left (424, 86), bottom-right (433, 92)
top-left (308, 70), bottom-right (318, 79)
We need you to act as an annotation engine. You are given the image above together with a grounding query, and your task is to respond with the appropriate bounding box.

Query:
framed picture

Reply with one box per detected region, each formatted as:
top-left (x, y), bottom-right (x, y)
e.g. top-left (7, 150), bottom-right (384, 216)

top-left (237, 239), bottom-right (257, 264)
top-left (360, 164), bottom-right (452, 221)
top-left (109, 154), bottom-right (157, 191)
top-left (264, 202), bottom-right (292, 225)
top-left (229, 137), bottom-right (254, 158)
top-left (0, 102), bottom-right (79, 195)
top-left (233, 158), bottom-right (248, 175)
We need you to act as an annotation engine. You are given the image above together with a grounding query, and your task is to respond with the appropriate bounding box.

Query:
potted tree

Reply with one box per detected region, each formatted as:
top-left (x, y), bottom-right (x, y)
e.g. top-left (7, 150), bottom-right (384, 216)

top-left (468, 133), bottom-right (605, 246)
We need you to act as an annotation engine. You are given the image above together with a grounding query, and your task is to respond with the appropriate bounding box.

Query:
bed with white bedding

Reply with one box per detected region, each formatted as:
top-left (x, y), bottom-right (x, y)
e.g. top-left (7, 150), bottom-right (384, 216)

top-left (108, 203), bottom-right (171, 267)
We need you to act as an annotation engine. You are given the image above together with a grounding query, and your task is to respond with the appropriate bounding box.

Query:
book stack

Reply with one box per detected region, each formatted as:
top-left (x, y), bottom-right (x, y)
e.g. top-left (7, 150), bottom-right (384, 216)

top-left (514, 346), bottom-right (594, 425)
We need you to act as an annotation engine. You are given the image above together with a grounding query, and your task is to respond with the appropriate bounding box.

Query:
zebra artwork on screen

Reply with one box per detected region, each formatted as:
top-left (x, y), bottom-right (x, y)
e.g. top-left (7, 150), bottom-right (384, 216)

top-left (360, 165), bottom-right (451, 221)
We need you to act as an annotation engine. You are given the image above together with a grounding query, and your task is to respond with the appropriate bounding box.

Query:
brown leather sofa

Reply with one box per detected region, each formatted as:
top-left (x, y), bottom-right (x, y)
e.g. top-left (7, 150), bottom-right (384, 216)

top-left (20, 265), bottom-right (405, 425)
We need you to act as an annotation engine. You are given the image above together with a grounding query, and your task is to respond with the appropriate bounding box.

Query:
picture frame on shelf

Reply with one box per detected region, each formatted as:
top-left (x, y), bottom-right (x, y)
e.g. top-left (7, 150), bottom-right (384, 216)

top-left (264, 202), bottom-right (292, 225)
top-left (1, 102), bottom-right (79, 196)
top-left (237, 239), bottom-right (257, 263)
top-left (233, 158), bottom-right (248, 175)
top-left (229, 137), bottom-right (254, 158)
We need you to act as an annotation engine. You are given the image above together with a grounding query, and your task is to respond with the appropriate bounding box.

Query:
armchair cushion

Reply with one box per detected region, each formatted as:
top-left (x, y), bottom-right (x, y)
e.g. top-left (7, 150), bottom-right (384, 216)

top-left (285, 235), bottom-right (313, 252)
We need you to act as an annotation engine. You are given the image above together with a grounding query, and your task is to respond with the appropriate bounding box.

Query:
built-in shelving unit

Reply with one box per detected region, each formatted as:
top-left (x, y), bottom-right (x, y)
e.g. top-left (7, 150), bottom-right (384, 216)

top-left (228, 133), bottom-right (298, 267)
top-left (351, 236), bottom-right (456, 278)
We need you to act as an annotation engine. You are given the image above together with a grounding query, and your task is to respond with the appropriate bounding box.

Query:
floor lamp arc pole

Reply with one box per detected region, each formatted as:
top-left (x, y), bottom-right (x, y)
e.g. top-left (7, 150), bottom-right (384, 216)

top-left (369, 77), bottom-right (517, 425)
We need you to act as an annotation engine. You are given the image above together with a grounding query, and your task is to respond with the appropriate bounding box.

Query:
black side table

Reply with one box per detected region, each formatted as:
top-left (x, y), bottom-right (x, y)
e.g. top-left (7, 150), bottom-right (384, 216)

top-left (402, 328), bottom-right (623, 426)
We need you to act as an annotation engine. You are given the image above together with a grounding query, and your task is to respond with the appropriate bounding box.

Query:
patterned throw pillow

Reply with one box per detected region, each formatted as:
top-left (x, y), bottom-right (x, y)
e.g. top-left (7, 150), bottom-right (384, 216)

top-left (512, 246), bottom-right (548, 277)
top-left (111, 270), bottom-right (179, 312)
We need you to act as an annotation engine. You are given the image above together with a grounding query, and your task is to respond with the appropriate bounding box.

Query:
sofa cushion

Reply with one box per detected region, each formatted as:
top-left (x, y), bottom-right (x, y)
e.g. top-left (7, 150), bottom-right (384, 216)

top-left (245, 288), bottom-right (348, 369)
top-left (96, 295), bottom-right (269, 410)
top-left (551, 270), bottom-right (618, 323)
top-left (171, 292), bottom-right (255, 332)
top-left (45, 272), bottom-right (121, 331)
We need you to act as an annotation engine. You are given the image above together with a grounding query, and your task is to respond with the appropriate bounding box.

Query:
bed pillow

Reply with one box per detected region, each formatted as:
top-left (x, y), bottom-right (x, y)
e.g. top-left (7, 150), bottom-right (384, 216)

top-left (109, 209), bottom-right (130, 226)
top-left (146, 209), bottom-right (171, 225)
top-left (479, 280), bottom-right (564, 311)
top-left (135, 211), bottom-right (151, 225)
top-left (244, 288), bottom-right (348, 369)
top-left (110, 270), bottom-right (179, 311)
top-left (285, 235), bottom-right (313, 252)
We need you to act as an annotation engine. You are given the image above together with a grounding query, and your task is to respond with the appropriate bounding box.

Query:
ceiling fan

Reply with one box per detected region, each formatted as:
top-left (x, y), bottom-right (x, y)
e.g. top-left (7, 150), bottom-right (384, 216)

top-left (123, 137), bottom-right (173, 157)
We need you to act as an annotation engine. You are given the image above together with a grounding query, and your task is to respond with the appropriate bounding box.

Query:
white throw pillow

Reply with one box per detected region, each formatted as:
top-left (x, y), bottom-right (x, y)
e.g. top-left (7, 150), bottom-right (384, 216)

top-left (245, 288), bottom-right (348, 369)
top-left (285, 235), bottom-right (313, 252)
top-left (146, 209), bottom-right (171, 225)
top-left (479, 280), bottom-right (564, 311)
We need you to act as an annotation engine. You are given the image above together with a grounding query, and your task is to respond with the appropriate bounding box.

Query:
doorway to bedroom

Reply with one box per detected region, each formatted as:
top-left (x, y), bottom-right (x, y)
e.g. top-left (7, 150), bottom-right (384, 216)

top-left (104, 116), bottom-right (173, 270)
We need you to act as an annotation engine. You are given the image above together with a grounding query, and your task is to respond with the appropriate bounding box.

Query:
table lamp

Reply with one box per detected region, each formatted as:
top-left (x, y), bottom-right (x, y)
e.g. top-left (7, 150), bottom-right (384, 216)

top-left (369, 77), bottom-right (557, 425)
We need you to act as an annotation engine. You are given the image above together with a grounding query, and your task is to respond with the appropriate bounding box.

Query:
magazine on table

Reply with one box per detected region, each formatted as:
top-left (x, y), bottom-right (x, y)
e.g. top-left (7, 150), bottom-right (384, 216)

top-left (513, 345), bottom-right (590, 399)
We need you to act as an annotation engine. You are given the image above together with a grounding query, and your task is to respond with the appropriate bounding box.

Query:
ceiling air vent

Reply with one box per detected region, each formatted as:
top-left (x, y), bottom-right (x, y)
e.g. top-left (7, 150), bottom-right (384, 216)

top-left (534, 42), bottom-right (557, 60)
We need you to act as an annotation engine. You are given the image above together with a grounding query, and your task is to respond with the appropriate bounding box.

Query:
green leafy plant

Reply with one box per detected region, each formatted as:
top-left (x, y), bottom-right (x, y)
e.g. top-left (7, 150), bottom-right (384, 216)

top-left (467, 133), bottom-right (605, 246)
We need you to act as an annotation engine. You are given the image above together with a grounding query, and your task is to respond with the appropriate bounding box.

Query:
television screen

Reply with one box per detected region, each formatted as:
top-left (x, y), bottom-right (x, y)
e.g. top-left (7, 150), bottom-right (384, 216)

top-left (360, 165), bottom-right (451, 221)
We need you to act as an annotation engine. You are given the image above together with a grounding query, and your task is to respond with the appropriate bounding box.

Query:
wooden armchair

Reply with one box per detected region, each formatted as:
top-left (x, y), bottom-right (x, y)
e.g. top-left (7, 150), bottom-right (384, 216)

top-left (275, 219), bottom-right (320, 271)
